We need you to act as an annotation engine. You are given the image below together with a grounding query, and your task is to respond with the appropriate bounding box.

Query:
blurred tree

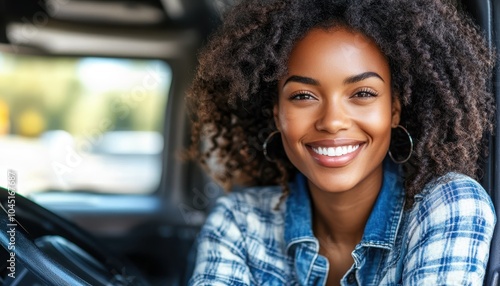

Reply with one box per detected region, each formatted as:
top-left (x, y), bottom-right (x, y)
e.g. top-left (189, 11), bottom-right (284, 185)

top-left (0, 99), bottom-right (9, 135)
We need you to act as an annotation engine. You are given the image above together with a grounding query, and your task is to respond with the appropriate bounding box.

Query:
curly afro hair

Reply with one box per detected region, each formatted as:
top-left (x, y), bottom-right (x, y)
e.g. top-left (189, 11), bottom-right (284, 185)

top-left (187, 0), bottom-right (495, 206)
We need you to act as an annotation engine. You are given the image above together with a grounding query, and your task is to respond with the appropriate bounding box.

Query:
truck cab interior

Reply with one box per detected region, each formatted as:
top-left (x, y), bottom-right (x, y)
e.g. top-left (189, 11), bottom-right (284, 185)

top-left (0, 0), bottom-right (498, 285)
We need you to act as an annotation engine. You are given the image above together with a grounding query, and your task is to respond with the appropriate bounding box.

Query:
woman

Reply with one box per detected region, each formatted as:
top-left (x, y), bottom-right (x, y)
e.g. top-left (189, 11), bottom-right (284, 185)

top-left (188, 0), bottom-right (496, 285)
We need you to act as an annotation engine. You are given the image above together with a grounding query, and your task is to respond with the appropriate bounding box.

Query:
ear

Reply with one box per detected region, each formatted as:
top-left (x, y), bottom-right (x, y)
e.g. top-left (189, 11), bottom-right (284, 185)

top-left (391, 95), bottom-right (401, 128)
top-left (273, 104), bottom-right (282, 131)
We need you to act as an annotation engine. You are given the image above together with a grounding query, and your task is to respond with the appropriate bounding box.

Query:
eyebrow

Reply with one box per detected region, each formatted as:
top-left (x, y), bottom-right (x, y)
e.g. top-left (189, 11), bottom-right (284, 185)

top-left (283, 75), bottom-right (319, 87)
top-left (282, 71), bottom-right (385, 88)
top-left (343, 72), bottom-right (384, 85)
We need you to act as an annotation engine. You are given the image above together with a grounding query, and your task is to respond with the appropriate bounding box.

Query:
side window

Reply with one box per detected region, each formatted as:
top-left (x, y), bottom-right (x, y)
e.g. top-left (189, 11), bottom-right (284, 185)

top-left (0, 53), bottom-right (171, 195)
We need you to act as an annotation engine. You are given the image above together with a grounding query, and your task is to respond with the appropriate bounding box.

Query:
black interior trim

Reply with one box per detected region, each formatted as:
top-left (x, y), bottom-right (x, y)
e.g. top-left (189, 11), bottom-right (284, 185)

top-left (458, 1), bottom-right (498, 285)
top-left (488, 0), bottom-right (500, 284)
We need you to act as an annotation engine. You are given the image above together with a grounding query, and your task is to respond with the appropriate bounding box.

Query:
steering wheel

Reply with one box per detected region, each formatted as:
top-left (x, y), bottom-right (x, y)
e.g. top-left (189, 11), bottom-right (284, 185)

top-left (0, 187), bottom-right (150, 286)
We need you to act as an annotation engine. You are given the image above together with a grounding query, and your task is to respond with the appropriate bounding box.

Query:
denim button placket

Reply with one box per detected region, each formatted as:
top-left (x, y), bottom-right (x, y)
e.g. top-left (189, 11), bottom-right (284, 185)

top-left (347, 272), bottom-right (356, 284)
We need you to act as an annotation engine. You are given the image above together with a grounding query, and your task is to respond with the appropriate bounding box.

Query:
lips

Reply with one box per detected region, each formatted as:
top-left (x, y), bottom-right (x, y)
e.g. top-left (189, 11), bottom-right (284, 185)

top-left (306, 139), bottom-right (364, 167)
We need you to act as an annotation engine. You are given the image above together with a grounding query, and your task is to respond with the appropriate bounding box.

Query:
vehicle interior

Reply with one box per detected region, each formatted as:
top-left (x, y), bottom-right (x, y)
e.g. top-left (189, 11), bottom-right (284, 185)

top-left (0, 0), bottom-right (498, 285)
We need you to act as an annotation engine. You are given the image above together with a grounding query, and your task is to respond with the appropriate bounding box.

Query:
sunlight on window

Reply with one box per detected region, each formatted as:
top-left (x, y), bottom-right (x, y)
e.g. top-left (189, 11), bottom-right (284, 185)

top-left (0, 53), bottom-right (171, 195)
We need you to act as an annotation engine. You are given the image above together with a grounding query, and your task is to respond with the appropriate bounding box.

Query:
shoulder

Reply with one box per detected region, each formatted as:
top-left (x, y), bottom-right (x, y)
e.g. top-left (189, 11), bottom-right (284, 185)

top-left (418, 173), bottom-right (488, 197)
top-left (201, 185), bottom-right (285, 237)
top-left (218, 185), bottom-right (284, 211)
top-left (414, 173), bottom-right (494, 215)
top-left (409, 173), bottom-right (496, 231)
top-left (402, 175), bottom-right (496, 284)
top-left (191, 186), bottom-right (290, 285)
top-left (213, 185), bottom-right (284, 218)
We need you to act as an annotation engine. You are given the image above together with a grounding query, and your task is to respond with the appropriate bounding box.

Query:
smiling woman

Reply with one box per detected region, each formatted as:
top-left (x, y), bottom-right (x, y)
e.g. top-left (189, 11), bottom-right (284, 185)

top-left (275, 28), bottom-right (397, 197)
top-left (187, 0), bottom-right (496, 285)
top-left (274, 29), bottom-right (400, 282)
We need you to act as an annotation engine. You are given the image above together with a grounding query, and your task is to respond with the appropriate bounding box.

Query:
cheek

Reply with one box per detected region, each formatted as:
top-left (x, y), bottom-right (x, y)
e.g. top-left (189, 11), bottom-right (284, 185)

top-left (278, 105), bottom-right (300, 135)
top-left (357, 106), bottom-right (393, 146)
top-left (277, 105), bottom-right (312, 158)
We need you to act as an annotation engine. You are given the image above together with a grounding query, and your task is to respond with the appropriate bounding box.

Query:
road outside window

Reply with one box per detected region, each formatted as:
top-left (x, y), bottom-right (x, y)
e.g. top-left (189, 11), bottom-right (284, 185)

top-left (0, 53), bottom-right (171, 195)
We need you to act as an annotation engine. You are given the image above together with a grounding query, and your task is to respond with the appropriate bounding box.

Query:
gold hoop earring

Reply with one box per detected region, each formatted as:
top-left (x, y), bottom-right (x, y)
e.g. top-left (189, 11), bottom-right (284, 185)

top-left (263, 131), bottom-right (280, 162)
top-left (388, 125), bottom-right (413, 164)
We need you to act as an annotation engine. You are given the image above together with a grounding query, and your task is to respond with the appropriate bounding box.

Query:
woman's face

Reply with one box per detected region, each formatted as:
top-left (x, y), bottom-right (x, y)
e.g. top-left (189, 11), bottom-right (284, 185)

top-left (274, 27), bottom-right (400, 194)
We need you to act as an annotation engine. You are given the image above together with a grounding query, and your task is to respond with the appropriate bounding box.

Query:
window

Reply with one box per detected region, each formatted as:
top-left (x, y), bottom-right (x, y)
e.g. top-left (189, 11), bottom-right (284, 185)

top-left (0, 52), bottom-right (171, 195)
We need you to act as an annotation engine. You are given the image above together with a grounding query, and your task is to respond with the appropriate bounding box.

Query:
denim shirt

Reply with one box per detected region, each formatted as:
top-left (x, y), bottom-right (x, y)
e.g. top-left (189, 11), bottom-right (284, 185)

top-left (190, 163), bottom-right (496, 285)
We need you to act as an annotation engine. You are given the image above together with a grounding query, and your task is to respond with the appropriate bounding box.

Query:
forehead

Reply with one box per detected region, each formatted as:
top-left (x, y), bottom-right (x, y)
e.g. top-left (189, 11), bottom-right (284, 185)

top-left (286, 27), bottom-right (390, 80)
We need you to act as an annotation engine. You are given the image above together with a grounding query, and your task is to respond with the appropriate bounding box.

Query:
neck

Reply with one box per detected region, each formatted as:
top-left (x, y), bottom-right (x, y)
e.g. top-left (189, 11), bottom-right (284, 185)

top-left (309, 171), bottom-right (383, 245)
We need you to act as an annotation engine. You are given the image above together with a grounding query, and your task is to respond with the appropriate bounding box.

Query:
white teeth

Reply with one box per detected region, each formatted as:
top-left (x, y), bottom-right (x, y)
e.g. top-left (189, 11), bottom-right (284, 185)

top-left (336, 146), bottom-right (342, 154)
top-left (312, 145), bottom-right (359, 157)
top-left (328, 148), bottom-right (334, 156)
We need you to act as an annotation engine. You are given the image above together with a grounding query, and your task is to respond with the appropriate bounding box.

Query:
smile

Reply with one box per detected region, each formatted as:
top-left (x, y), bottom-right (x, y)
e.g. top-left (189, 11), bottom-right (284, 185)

top-left (311, 145), bottom-right (360, 157)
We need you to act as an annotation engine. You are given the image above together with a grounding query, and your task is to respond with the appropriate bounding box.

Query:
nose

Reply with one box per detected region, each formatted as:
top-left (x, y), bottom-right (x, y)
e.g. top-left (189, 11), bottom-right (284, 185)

top-left (314, 99), bottom-right (351, 133)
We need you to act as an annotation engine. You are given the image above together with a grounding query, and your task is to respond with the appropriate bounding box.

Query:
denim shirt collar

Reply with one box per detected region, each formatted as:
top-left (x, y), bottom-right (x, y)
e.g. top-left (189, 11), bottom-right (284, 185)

top-left (284, 160), bottom-right (405, 251)
top-left (284, 172), bottom-right (317, 250)
top-left (359, 160), bottom-right (405, 249)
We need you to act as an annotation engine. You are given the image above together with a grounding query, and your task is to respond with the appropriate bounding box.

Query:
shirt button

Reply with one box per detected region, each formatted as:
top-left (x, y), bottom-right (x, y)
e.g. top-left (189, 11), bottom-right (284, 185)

top-left (347, 272), bottom-right (356, 284)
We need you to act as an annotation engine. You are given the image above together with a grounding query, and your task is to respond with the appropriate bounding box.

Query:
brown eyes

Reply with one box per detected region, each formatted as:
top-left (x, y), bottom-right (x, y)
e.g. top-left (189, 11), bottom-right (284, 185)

top-left (290, 92), bottom-right (316, 101)
top-left (352, 90), bottom-right (379, 99)
top-left (288, 88), bottom-right (379, 102)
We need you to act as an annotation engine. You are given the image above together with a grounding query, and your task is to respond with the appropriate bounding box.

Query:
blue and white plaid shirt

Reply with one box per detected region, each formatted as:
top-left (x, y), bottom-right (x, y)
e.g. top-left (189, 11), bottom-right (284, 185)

top-left (190, 162), bottom-right (496, 285)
